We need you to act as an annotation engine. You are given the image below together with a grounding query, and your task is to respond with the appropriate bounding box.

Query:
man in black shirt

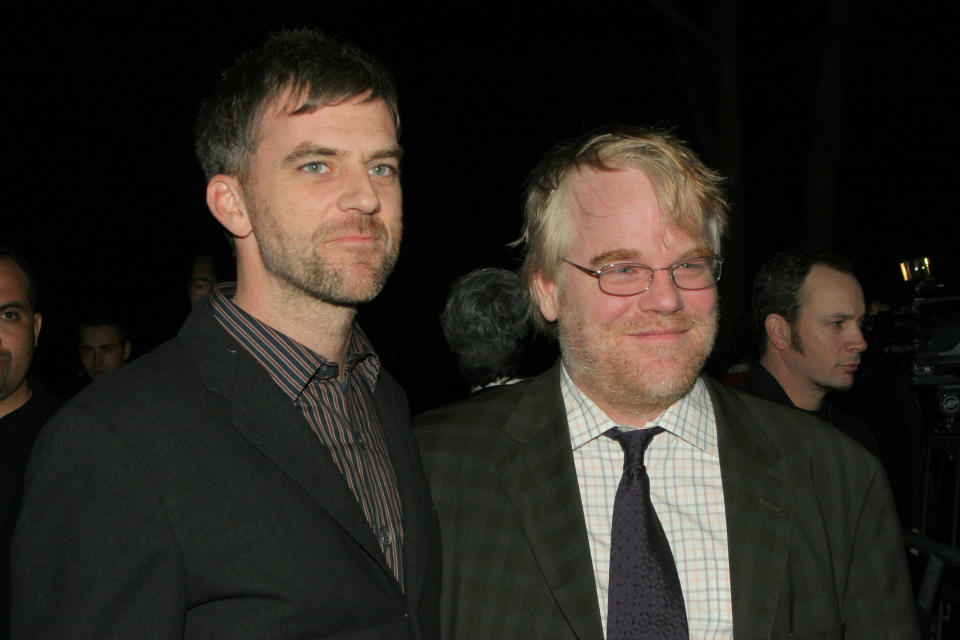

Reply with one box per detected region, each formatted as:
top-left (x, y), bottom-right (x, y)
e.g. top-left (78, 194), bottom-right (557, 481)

top-left (0, 245), bottom-right (59, 637)
top-left (738, 248), bottom-right (877, 452)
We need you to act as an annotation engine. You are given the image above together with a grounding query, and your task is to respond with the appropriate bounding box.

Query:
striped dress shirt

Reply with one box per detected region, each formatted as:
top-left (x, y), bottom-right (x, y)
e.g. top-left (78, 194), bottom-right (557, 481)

top-left (562, 366), bottom-right (734, 638)
top-left (208, 284), bottom-right (405, 585)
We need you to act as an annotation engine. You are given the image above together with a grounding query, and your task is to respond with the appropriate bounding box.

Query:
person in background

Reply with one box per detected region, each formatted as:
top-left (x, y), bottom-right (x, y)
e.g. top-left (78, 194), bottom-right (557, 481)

top-left (738, 248), bottom-right (878, 454)
top-left (76, 310), bottom-right (132, 383)
top-left (440, 267), bottom-right (547, 392)
top-left (0, 245), bottom-right (59, 638)
top-left (186, 239), bottom-right (235, 308)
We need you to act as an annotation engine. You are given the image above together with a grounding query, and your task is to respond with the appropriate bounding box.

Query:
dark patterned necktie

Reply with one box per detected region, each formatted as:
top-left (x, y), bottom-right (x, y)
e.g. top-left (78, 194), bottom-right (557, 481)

top-left (605, 427), bottom-right (688, 639)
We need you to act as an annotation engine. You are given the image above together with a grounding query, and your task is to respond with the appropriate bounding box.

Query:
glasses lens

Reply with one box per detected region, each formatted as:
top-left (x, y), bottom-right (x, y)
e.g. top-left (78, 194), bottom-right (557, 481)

top-left (673, 258), bottom-right (719, 290)
top-left (599, 265), bottom-right (654, 295)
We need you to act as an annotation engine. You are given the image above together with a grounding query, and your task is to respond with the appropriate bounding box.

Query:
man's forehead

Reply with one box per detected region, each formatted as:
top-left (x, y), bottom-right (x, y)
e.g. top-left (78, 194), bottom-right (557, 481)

top-left (563, 165), bottom-right (677, 233)
top-left (260, 89), bottom-right (390, 129)
top-left (0, 259), bottom-right (30, 304)
top-left (252, 93), bottom-right (398, 164)
top-left (566, 163), bottom-right (655, 207)
top-left (80, 325), bottom-right (124, 344)
top-left (558, 171), bottom-right (708, 265)
top-left (800, 264), bottom-right (865, 313)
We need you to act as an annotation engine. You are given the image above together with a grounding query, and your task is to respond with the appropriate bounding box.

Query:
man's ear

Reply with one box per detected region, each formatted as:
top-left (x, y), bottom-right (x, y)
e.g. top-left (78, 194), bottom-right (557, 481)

top-left (32, 313), bottom-right (42, 347)
top-left (764, 313), bottom-right (791, 351)
top-left (206, 175), bottom-right (253, 239)
top-left (533, 270), bottom-right (559, 323)
top-left (122, 341), bottom-right (132, 362)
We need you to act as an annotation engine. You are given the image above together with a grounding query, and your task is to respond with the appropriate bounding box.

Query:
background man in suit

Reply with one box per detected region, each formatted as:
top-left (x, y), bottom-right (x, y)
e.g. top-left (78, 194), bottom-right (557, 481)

top-left (738, 248), bottom-right (878, 453)
top-left (417, 126), bottom-right (918, 638)
top-left (13, 29), bottom-right (440, 638)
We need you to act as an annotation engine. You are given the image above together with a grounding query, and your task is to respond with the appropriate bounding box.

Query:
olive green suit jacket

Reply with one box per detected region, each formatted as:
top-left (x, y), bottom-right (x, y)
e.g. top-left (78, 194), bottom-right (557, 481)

top-left (416, 365), bottom-right (918, 639)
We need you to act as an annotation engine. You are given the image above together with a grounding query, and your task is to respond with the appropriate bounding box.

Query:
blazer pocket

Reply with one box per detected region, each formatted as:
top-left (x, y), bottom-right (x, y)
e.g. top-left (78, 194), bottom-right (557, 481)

top-left (790, 621), bottom-right (845, 640)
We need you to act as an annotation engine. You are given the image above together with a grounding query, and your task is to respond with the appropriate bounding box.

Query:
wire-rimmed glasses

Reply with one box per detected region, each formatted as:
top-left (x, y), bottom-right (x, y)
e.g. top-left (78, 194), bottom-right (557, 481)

top-left (561, 256), bottom-right (723, 296)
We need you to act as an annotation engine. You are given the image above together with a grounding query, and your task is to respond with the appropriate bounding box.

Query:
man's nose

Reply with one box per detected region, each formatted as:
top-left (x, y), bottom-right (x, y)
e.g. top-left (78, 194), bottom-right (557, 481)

top-left (850, 326), bottom-right (868, 352)
top-left (635, 269), bottom-right (683, 314)
top-left (337, 169), bottom-right (381, 215)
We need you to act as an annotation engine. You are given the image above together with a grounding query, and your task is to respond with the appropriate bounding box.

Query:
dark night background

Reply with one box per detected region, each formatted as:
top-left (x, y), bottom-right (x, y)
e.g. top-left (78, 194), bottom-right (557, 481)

top-left (4, 2), bottom-right (959, 412)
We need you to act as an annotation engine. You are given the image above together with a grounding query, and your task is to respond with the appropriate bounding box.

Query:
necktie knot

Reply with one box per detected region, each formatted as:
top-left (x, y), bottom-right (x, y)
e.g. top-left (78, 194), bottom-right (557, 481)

top-left (605, 426), bottom-right (664, 475)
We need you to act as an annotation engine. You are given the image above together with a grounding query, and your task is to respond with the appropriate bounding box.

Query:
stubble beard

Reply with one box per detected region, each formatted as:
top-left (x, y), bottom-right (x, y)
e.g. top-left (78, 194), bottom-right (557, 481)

top-left (253, 209), bottom-right (402, 307)
top-left (790, 336), bottom-right (855, 394)
top-left (0, 350), bottom-right (10, 399)
top-left (811, 367), bottom-right (855, 394)
top-left (558, 310), bottom-right (718, 422)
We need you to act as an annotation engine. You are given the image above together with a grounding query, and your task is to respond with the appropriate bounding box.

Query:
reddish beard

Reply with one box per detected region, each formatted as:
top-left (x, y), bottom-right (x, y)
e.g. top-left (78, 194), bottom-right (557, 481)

top-left (614, 312), bottom-right (703, 335)
top-left (559, 307), bottom-right (717, 424)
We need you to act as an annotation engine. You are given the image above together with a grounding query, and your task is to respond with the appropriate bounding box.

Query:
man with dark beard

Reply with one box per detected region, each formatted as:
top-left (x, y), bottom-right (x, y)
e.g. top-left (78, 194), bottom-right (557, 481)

top-left (416, 126), bottom-right (918, 639)
top-left (13, 30), bottom-right (439, 639)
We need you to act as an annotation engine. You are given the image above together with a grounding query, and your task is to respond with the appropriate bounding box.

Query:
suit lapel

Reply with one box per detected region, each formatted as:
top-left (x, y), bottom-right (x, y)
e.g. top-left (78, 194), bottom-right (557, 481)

top-left (180, 307), bottom-right (392, 581)
top-left (707, 380), bottom-right (792, 639)
top-left (496, 366), bottom-right (605, 640)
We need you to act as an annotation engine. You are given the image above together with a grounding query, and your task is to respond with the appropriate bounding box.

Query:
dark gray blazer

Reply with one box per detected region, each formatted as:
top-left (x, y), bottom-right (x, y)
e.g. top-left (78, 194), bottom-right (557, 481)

top-left (416, 364), bottom-right (918, 639)
top-left (13, 304), bottom-right (441, 639)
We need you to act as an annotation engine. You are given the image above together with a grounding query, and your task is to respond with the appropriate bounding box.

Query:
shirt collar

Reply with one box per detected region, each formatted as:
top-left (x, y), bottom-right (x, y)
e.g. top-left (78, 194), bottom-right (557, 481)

top-left (207, 283), bottom-right (379, 401)
top-left (561, 362), bottom-right (718, 457)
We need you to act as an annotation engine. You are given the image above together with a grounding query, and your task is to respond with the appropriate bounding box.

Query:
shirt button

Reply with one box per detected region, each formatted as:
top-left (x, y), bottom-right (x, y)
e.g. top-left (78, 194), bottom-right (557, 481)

top-left (354, 432), bottom-right (366, 450)
top-left (379, 526), bottom-right (392, 548)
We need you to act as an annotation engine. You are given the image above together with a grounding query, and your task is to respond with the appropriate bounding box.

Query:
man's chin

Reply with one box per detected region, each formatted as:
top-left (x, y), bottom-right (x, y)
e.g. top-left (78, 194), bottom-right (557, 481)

top-left (818, 379), bottom-right (855, 394)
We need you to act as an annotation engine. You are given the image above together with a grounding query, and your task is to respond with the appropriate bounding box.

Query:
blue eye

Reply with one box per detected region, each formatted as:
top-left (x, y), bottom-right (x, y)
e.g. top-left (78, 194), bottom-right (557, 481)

top-left (302, 162), bottom-right (329, 174)
top-left (675, 261), bottom-right (706, 272)
top-left (369, 164), bottom-right (399, 178)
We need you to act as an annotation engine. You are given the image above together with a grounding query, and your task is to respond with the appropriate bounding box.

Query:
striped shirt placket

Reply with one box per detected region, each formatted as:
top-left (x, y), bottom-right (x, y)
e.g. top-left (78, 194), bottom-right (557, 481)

top-left (208, 284), bottom-right (405, 586)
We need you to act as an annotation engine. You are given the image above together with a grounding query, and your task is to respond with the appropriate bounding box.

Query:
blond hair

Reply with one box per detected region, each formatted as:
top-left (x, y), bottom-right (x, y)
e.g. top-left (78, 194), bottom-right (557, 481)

top-left (516, 126), bottom-right (728, 331)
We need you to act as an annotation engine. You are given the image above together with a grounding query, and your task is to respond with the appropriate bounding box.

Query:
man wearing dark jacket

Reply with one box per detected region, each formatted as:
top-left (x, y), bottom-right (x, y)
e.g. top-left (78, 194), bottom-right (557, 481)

top-left (13, 30), bottom-right (440, 639)
top-left (417, 128), bottom-right (917, 639)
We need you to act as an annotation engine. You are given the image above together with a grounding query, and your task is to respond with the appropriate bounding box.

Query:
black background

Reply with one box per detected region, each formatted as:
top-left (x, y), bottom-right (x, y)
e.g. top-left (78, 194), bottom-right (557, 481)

top-left (5, 2), bottom-right (959, 411)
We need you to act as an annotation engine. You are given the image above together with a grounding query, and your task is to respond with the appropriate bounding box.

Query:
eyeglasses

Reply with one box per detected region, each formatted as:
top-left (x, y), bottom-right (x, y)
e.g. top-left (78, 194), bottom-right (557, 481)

top-left (561, 256), bottom-right (723, 296)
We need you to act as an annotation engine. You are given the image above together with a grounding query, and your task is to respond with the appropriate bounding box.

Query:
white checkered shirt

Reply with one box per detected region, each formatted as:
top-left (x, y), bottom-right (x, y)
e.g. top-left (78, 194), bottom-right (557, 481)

top-left (562, 366), bottom-right (734, 639)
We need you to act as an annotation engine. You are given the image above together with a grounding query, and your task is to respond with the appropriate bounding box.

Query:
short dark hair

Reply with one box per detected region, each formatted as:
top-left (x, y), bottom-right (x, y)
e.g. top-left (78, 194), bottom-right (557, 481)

top-left (195, 28), bottom-right (399, 181)
top-left (441, 268), bottom-right (534, 388)
top-left (75, 305), bottom-right (131, 346)
top-left (0, 244), bottom-right (40, 314)
top-left (751, 248), bottom-right (855, 355)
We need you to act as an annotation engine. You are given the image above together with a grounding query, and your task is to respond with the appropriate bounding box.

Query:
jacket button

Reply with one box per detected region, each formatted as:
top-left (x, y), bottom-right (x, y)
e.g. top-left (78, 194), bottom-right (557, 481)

top-left (379, 526), bottom-right (392, 547)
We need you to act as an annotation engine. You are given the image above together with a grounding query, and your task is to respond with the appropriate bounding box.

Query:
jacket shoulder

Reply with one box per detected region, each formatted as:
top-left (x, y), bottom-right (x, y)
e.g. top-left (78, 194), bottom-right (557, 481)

top-left (709, 378), bottom-right (882, 479)
top-left (415, 379), bottom-right (535, 448)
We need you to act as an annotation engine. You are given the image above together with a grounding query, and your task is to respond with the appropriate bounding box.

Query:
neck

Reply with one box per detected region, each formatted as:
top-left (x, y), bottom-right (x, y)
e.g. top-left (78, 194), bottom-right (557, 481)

top-left (0, 380), bottom-right (32, 420)
top-left (758, 352), bottom-right (824, 411)
top-left (566, 369), bottom-right (673, 428)
top-left (233, 271), bottom-right (356, 371)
